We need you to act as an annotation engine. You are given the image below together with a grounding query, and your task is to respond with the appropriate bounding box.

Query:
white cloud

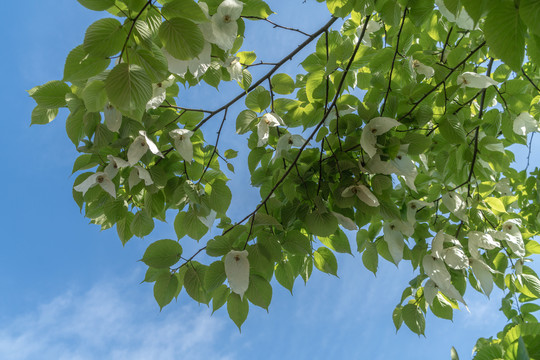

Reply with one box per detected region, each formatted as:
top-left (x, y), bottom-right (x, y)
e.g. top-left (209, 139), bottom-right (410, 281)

top-left (0, 280), bottom-right (234, 360)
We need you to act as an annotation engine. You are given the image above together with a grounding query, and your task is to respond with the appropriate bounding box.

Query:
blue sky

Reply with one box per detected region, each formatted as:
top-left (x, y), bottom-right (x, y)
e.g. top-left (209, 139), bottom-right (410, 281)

top-left (1, 1), bottom-right (539, 359)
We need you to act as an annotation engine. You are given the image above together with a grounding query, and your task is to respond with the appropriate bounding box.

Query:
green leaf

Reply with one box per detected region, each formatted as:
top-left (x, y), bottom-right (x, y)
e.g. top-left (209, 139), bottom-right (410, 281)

top-left (402, 303), bottom-right (425, 335)
top-left (439, 114), bottom-right (466, 144)
top-left (362, 242), bottom-right (379, 275)
top-left (105, 63), bottom-right (152, 112)
top-left (127, 47), bottom-right (169, 83)
top-left (161, 0), bottom-right (208, 22)
top-left (237, 51), bottom-right (256, 65)
top-left (141, 239), bottom-right (182, 268)
top-left (326, 0), bottom-right (354, 18)
top-left (408, 0), bottom-right (435, 27)
top-left (275, 261), bottom-right (295, 293)
top-left (83, 18), bottom-right (125, 57)
top-left (159, 18), bottom-right (205, 60)
top-left (206, 235), bottom-right (235, 256)
top-left (116, 212), bottom-right (134, 245)
top-left (305, 210), bottom-right (338, 237)
top-left (271, 73), bottom-right (295, 95)
top-left (314, 247), bottom-right (338, 276)
top-left (484, 197), bottom-right (506, 215)
top-left (207, 180), bottom-right (232, 215)
top-left (205, 261), bottom-right (227, 292)
top-left (154, 272), bottom-right (179, 310)
top-left (281, 230), bottom-right (311, 255)
top-left (242, 0), bottom-right (273, 18)
top-left (431, 294), bottom-right (453, 320)
top-left (245, 275), bottom-right (272, 310)
top-left (393, 306), bottom-right (403, 332)
top-left (520, 0), bottom-right (540, 36)
top-left (227, 293), bottom-right (249, 331)
top-left (245, 86), bottom-right (271, 113)
top-left (183, 210), bottom-right (209, 240)
top-left (184, 262), bottom-right (209, 304)
top-left (30, 81), bottom-right (71, 109)
top-left (451, 346), bottom-right (460, 360)
top-left (63, 45), bottom-right (110, 82)
top-left (77, 0), bottom-right (115, 11)
top-left (484, 0), bottom-right (526, 71)
top-left (236, 109), bottom-right (258, 134)
top-left (31, 106), bottom-right (58, 125)
top-left (81, 80), bottom-right (107, 112)
top-left (212, 285), bottom-right (230, 313)
top-left (522, 274), bottom-right (540, 298)
top-left (319, 230), bottom-right (352, 254)
top-left (224, 149), bottom-right (238, 159)
top-left (130, 210), bottom-right (154, 238)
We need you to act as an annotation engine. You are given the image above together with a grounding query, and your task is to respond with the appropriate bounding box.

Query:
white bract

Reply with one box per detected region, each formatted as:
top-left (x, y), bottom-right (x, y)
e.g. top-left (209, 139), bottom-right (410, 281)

top-left (342, 184), bottom-right (379, 207)
top-left (383, 222), bottom-right (405, 266)
top-left (443, 246), bottom-right (469, 270)
top-left (164, 45), bottom-right (211, 78)
top-left (104, 155), bottom-right (129, 179)
top-left (257, 113), bottom-right (284, 147)
top-left (423, 254), bottom-right (467, 306)
top-left (127, 130), bottom-right (164, 165)
top-left (468, 231), bottom-right (499, 259)
top-left (146, 75), bottom-right (176, 110)
top-left (360, 117), bottom-right (401, 157)
top-left (409, 58), bottom-right (434, 79)
top-left (470, 258), bottom-right (495, 297)
top-left (457, 72), bottom-right (498, 89)
top-left (435, 0), bottom-right (474, 30)
top-left (442, 191), bottom-right (468, 222)
top-left (170, 129), bottom-right (194, 163)
top-left (391, 151), bottom-right (418, 191)
top-left (128, 165), bottom-right (153, 188)
top-left (357, 20), bottom-right (381, 47)
top-left (513, 112), bottom-right (539, 136)
top-left (226, 56), bottom-right (243, 82)
top-left (209, 0), bottom-right (243, 51)
top-left (500, 220), bottom-right (525, 257)
top-left (274, 133), bottom-right (305, 160)
top-left (74, 172), bottom-right (116, 198)
top-left (407, 200), bottom-right (432, 224)
top-left (224, 250), bottom-right (250, 299)
top-left (331, 211), bottom-right (358, 231)
top-left (104, 103), bottom-right (122, 132)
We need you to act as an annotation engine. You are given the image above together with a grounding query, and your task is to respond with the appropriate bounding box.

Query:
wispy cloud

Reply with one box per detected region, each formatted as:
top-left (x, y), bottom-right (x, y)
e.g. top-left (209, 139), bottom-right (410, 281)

top-left (0, 280), bottom-right (234, 360)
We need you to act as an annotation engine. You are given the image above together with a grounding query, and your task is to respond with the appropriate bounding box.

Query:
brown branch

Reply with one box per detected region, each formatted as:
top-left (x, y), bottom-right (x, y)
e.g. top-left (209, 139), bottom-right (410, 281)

top-left (242, 16), bottom-right (310, 37)
top-left (398, 40), bottom-right (486, 121)
top-left (199, 109), bottom-right (228, 182)
top-left (119, 0), bottom-right (153, 63)
top-left (191, 16), bottom-right (339, 132)
top-left (380, 7), bottom-right (408, 116)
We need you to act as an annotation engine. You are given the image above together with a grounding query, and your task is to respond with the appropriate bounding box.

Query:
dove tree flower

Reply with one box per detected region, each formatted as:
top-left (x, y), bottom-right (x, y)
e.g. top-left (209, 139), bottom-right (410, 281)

top-left (342, 184), bottom-right (379, 207)
top-left (127, 131), bottom-right (164, 165)
top-left (257, 112), bottom-right (284, 147)
top-left (513, 112), bottom-right (539, 136)
top-left (468, 231), bottom-right (500, 259)
top-left (383, 222), bottom-right (405, 265)
top-left (409, 58), bottom-right (434, 79)
top-left (104, 103), bottom-right (122, 132)
top-left (457, 72), bottom-right (498, 89)
top-left (331, 211), bottom-right (358, 231)
top-left (357, 20), bottom-right (381, 47)
top-left (146, 75), bottom-right (176, 110)
top-left (128, 165), bottom-right (153, 188)
top-left (442, 191), bottom-right (468, 222)
top-left (170, 129), bottom-right (194, 163)
top-left (74, 172), bottom-right (116, 198)
top-left (226, 56), bottom-right (243, 83)
top-left (104, 155), bottom-right (129, 179)
top-left (224, 250), bottom-right (249, 299)
top-left (274, 133), bottom-right (305, 160)
top-left (470, 258), bottom-right (495, 297)
top-left (164, 45), bottom-right (211, 79)
top-left (360, 117), bottom-right (401, 158)
top-left (209, 0), bottom-right (243, 51)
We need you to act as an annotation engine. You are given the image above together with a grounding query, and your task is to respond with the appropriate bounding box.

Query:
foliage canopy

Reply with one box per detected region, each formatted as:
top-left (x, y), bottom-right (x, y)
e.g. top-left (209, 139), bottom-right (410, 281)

top-left (30, 0), bottom-right (540, 357)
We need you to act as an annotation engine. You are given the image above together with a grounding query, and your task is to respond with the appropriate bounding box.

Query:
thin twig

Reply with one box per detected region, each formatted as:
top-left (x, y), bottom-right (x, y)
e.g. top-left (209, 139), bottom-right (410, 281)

top-left (242, 16), bottom-right (310, 37)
